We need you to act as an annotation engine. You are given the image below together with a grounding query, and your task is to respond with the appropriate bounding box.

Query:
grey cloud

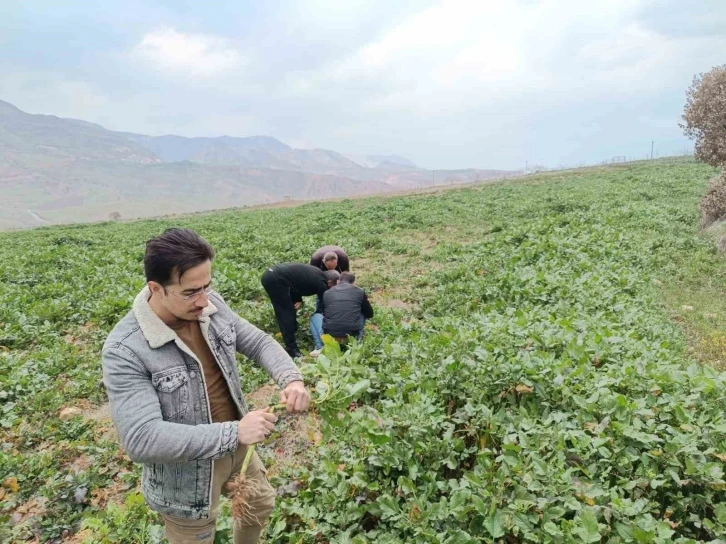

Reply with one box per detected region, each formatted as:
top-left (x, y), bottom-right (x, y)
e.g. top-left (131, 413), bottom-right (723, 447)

top-left (1, 0), bottom-right (722, 170)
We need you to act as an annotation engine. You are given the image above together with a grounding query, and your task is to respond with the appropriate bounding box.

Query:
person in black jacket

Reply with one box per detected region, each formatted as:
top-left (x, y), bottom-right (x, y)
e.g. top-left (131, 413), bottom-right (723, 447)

top-left (310, 245), bottom-right (350, 273)
top-left (309, 272), bottom-right (373, 356)
top-left (261, 264), bottom-right (340, 358)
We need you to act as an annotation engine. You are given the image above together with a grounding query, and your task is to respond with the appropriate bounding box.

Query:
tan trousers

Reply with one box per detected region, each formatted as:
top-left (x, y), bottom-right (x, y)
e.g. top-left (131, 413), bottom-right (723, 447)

top-left (163, 448), bottom-right (276, 544)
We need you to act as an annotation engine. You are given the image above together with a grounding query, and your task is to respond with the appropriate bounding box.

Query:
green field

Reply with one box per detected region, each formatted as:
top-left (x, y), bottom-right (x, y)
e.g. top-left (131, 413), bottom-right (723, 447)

top-left (1, 158), bottom-right (725, 543)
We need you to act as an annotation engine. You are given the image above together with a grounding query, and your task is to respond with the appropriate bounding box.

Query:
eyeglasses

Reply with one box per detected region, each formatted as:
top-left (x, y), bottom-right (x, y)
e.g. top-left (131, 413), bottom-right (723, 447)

top-left (165, 285), bottom-right (213, 302)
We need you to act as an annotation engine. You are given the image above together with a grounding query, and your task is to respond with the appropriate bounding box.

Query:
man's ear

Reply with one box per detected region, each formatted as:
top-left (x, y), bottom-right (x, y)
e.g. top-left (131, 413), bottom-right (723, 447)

top-left (148, 281), bottom-right (164, 296)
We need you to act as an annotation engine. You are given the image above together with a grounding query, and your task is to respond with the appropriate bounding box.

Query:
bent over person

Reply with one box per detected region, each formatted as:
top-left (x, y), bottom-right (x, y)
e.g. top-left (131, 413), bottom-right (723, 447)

top-left (261, 263), bottom-right (339, 357)
top-left (310, 245), bottom-right (350, 272)
top-left (102, 228), bottom-right (311, 544)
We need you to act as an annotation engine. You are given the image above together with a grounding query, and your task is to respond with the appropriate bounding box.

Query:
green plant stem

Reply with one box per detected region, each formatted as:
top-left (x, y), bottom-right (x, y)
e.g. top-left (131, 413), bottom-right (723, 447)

top-left (241, 444), bottom-right (255, 474)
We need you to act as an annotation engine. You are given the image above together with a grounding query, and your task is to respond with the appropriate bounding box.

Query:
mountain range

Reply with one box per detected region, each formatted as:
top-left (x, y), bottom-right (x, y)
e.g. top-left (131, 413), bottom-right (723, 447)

top-left (0, 99), bottom-right (515, 229)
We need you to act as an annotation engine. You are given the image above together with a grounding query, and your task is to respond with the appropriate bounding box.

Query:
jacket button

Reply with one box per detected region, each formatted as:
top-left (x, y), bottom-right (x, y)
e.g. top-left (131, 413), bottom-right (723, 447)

top-left (190, 371), bottom-right (197, 378)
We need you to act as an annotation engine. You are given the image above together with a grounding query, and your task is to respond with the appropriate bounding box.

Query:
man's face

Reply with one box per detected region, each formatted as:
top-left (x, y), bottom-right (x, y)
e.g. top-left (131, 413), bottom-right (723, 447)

top-left (150, 260), bottom-right (213, 322)
top-left (325, 257), bottom-right (338, 270)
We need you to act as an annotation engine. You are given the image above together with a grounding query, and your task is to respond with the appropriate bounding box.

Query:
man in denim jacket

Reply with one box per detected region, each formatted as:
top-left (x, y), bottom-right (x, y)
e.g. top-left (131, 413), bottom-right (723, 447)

top-left (102, 228), bottom-right (310, 544)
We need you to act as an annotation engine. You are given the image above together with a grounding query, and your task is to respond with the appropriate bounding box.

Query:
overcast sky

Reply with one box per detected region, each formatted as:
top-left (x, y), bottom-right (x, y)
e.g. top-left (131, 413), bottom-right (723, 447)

top-left (1, 0), bottom-right (725, 170)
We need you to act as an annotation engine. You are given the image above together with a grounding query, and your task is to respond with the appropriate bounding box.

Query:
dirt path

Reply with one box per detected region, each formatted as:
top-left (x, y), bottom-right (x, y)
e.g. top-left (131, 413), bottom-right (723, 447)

top-left (25, 209), bottom-right (50, 224)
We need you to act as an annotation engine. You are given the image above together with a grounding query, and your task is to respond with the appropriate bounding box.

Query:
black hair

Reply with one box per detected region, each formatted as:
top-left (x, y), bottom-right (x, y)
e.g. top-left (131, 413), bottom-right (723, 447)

top-left (339, 272), bottom-right (356, 284)
top-left (144, 228), bottom-right (214, 285)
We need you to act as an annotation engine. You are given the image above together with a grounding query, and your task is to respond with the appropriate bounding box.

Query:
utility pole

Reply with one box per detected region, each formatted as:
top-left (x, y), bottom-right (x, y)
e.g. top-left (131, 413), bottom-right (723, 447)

top-left (650, 141), bottom-right (654, 160)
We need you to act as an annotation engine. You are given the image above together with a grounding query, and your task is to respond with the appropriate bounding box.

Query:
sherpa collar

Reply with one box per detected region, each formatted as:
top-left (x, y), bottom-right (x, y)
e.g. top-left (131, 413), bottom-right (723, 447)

top-left (132, 286), bottom-right (218, 349)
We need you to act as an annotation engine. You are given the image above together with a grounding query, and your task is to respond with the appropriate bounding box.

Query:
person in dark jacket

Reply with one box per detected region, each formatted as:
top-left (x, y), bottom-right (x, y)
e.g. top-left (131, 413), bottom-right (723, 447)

top-left (309, 272), bottom-right (373, 356)
top-left (261, 264), bottom-right (339, 358)
top-left (310, 245), bottom-right (350, 272)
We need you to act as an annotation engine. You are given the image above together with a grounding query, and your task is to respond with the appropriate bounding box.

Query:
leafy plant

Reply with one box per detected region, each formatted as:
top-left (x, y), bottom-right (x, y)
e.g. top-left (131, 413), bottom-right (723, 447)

top-left (80, 493), bottom-right (164, 543)
top-left (1, 158), bottom-right (725, 543)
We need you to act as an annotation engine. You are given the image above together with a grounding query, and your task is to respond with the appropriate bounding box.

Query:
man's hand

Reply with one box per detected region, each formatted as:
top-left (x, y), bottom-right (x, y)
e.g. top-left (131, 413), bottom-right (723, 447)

top-left (280, 380), bottom-right (311, 413)
top-left (237, 408), bottom-right (276, 445)
top-left (294, 301), bottom-right (302, 310)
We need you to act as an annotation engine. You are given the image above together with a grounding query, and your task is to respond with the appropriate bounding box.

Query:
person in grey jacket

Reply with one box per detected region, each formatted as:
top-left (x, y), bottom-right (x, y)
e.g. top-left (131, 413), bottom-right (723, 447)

top-left (102, 228), bottom-right (310, 544)
top-left (309, 272), bottom-right (374, 356)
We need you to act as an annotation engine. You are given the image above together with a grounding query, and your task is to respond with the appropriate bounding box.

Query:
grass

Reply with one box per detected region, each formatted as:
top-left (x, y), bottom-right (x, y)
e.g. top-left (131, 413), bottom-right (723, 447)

top-left (0, 157), bottom-right (725, 543)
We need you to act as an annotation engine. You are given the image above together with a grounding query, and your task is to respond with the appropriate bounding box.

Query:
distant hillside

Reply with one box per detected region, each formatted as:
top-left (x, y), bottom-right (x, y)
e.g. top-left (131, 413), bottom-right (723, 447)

top-left (345, 153), bottom-right (420, 169)
top-left (0, 99), bottom-right (516, 229)
top-left (121, 133), bottom-right (292, 164)
top-left (0, 100), bottom-right (159, 164)
top-left (124, 133), bottom-right (394, 176)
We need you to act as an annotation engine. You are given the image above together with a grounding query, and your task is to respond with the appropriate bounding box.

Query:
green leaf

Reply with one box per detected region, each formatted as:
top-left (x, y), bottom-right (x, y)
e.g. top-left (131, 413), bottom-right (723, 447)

top-left (546, 506), bottom-right (566, 520)
top-left (270, 520), bottom-right (287, 536)
top-left (314, 380), bottom-right (329, 398)
top-left (397, 476), bottom-right (415, 495)
top-left (544, 521), bottom-right (564, 537)
top-left (673, 404), bottom-right (690, 424)
top-left (471, 495), bottom-right (487, 516)
top-left (632, 526), bottom-right (655, 543)
top-left (321, 334), bottom-right (341, 350)
top-left (715, 503), bottom-right (726, 524)
top-left (578, 508), bottom-right (601, 543)
top-left (484, 508), bottom-right (505, 539)
top-left (443, 529), bottom-right (475, 544)
top-left (345, 379), bottom-right (370, 398)
top-left (377, 496), bottom-right (400, 518)
top-left (615, 522), bottom-right (633, 540)
top-left (450, 490), bottom-right (471, 512)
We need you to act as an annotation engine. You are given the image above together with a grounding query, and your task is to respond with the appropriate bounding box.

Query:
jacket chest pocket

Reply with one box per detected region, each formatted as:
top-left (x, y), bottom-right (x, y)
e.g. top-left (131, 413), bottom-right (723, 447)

top-left (152, 367), bottom-right (189, 421)
top-left (215, 327), bottom-right (238, 369)
top-left (214, 328), bottom-right (244, 403)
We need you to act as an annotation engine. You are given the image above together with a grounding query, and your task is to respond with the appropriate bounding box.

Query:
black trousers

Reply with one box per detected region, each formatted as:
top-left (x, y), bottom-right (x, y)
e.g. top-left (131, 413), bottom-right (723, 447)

top-left (261, 269), bottom-right (298, 352)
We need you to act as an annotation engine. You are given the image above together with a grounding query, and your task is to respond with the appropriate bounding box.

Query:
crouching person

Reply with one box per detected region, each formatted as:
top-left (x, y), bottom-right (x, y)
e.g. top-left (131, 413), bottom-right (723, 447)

top-left (102, 228), bottom-right (311, 544)
top-left (309, 272), bottom-right (374, 356)
top-left (310, 245), bottom-right (350, 272)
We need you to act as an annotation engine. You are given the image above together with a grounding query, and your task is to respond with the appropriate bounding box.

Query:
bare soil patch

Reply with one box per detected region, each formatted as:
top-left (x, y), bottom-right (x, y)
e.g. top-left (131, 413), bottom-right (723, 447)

top-left (245, 384), bottom-right (323, 478)
top-left (245, 383), bottom-right (278, 409)
top-left (79, 401), bottom-right (117, 441)
top-left (383, 299), bottom-right (413, 311)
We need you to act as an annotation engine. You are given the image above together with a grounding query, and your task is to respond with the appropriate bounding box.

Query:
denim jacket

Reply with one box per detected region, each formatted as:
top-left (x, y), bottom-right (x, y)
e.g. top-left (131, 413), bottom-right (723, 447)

top-left (102, 287), bottom-right (302, 519)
